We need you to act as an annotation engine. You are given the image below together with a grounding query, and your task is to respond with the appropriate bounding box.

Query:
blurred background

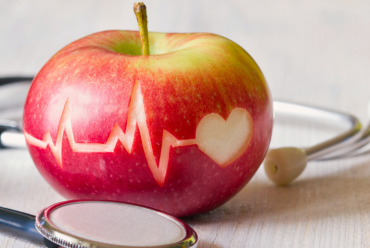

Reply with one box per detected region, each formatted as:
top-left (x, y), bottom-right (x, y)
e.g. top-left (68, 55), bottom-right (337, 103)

top-left (1, 0), bottom-right (369, 119)
top-left (1, 0), bottom-right (370, 247)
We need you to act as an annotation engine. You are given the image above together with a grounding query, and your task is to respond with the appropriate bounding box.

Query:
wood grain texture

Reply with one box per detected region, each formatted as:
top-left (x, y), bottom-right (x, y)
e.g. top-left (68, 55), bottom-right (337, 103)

top-left (1, 0), bottom-right (370, 247)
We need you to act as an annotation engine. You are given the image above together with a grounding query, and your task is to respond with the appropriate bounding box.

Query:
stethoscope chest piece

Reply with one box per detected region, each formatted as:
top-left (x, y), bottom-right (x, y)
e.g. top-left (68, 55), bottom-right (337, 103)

top-left (35, 200), bottom-right (198, 248)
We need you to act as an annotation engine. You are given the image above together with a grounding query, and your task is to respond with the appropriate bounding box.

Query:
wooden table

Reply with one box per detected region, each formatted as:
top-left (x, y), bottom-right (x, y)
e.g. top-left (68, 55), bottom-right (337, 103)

top-left (1, 1), bottom-right (370, 247)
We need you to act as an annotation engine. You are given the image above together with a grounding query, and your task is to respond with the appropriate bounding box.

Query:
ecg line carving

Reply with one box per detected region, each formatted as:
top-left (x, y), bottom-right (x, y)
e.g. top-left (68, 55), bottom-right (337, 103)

top-left (25, 80), bottom-right (253, 187)
top-left (24, 81), bottom-right (197, 186)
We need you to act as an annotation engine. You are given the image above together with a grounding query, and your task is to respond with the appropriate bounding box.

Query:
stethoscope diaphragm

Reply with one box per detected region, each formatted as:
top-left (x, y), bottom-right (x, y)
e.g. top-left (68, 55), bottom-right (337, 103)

top-left (0, 200), bottom-right (197, 248)
top-left (36, 200), bottom-right (198, 248)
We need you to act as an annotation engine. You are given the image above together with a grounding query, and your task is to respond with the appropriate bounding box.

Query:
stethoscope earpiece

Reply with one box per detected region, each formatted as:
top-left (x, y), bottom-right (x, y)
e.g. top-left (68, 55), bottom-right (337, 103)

top-left (264, 101), bottom-right (363, 185)
top-left (264, 147), bottom-right (307, 186)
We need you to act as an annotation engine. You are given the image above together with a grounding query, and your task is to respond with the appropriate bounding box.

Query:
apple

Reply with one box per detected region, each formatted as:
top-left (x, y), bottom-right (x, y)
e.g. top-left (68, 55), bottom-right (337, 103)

top-left (23, 3), bottom-right (273, 216)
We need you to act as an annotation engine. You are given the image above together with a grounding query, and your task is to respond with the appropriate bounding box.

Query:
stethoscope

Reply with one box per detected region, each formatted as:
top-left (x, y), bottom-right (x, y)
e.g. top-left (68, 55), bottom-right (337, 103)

top-left (0, 76), bottom-right (368, 247)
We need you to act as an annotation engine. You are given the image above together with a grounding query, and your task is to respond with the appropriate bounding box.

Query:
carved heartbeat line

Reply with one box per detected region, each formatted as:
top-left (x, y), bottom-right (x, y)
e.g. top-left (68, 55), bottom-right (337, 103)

top-left (24, 81), bottom-right (198, 186)
top-left (24, 81), bottom-right (253, 187)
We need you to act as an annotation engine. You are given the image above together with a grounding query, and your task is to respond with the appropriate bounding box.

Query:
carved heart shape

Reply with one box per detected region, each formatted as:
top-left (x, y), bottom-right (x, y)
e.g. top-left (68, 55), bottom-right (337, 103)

top-left (196, 108), bottom-right (253, 167)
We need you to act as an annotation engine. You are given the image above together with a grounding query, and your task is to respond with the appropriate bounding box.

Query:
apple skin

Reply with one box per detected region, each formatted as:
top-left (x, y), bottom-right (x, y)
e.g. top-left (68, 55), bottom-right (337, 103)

top-left (23, 30), bottom-right (273, 217)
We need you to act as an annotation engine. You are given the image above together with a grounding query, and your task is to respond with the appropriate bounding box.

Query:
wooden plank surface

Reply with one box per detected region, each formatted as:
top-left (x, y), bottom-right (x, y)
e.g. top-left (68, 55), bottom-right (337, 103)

top-left (1, 0), bottom-right (370, 247)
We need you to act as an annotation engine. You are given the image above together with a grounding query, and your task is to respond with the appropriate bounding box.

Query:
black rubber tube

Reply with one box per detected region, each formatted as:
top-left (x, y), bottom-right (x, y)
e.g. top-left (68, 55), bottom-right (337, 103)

top-left (0, 206), bottom-right (44, 245)
top-left (0, 77), bottom-right (33, 86)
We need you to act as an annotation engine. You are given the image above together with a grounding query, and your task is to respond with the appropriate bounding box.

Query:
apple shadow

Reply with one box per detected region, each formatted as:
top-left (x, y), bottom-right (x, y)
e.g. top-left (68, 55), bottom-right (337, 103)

top-left (182, 155), bottom-right (370, 247)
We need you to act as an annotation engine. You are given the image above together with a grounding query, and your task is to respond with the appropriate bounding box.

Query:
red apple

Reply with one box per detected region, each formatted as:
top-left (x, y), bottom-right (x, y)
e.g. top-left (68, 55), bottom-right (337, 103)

top-left (23, 5), bottom-right (272, 217)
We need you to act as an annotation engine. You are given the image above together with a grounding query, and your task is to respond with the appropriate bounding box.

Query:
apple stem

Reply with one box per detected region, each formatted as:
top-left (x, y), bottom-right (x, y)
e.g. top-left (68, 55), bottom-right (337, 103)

top-left (134, 2), bottom-right (150, 56)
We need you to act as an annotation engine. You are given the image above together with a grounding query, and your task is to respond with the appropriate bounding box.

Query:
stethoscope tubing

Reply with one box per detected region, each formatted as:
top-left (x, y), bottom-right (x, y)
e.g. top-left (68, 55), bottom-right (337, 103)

top-left (0, 76), bottom-right (33, 87)
top-left (273, 101), bottom-right (362, 161)
top-left (0, 206), bottom-right (45, 245)
top-left (319, 122), bottom-right (370, 160)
